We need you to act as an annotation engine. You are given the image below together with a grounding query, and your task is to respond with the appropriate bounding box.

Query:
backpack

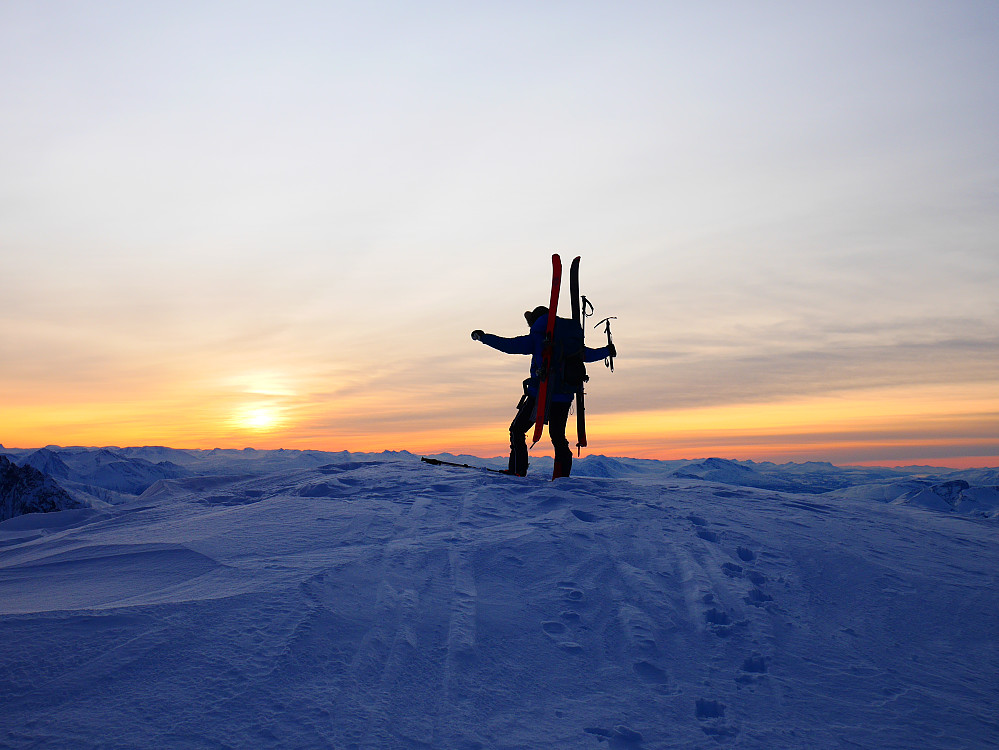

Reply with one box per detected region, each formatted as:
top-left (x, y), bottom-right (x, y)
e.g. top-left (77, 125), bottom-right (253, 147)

top-left (552, 317), bottom-right (587, 395)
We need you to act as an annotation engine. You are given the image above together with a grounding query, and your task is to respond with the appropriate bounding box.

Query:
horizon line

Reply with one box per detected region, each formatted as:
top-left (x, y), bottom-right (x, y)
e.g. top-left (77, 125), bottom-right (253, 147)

top-left (3, 443), bottom-right (997, 472)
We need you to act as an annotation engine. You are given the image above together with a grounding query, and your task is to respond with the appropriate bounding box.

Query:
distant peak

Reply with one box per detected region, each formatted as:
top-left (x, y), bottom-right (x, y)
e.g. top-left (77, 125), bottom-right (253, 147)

top-left (696, 457), bottom-right (753, 472)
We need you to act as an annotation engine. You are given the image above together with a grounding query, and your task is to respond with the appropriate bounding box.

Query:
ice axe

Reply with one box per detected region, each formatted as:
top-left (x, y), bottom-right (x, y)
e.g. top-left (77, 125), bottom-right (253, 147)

top-left (595, 316), bottom-right (617, 372)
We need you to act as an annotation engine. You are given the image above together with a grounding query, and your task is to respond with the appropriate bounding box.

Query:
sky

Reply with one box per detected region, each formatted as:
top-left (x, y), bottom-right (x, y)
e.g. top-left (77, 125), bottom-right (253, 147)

top-left (2, 1), bottom-right (998, 467)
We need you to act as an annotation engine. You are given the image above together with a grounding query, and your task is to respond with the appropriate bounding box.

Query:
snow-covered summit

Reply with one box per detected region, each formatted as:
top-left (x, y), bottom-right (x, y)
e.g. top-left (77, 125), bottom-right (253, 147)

top-left (1, 450), bottom-right (996, 748)
top-left (19, 447), bottom-right (74, 479)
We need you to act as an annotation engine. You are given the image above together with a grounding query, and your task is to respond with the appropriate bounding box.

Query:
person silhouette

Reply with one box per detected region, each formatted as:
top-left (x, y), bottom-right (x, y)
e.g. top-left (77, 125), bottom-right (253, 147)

top-left (472, 305), bottom-right (616, 479)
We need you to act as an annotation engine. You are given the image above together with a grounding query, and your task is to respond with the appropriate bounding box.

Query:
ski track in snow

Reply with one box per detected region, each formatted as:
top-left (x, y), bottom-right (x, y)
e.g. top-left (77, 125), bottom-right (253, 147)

top-left (1, 457), bottom-right (998, 749)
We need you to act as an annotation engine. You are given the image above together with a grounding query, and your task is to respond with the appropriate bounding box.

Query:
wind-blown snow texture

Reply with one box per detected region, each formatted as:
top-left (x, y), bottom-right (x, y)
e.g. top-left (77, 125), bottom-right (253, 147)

top-left (1, 448), bottom-right (997, 749)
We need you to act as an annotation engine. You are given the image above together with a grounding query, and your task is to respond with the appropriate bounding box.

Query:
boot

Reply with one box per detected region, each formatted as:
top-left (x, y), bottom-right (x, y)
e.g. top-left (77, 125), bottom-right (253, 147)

top-left (552, 456), bottom-right (572, 480)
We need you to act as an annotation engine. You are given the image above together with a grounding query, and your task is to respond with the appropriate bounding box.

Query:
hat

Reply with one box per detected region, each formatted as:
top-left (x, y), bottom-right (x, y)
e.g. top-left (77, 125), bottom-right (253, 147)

top-left (524, 306), bottom-right (548, 326)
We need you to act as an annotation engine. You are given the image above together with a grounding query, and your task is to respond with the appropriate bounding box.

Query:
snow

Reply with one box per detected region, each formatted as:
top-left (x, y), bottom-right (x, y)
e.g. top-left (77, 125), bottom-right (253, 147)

top-left (1, 450), bottom-right (998, 748)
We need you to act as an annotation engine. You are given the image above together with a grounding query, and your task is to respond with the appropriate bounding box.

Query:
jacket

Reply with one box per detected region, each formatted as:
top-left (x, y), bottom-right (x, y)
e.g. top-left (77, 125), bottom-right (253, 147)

top-left (478, 314), bottom-right (611, 402)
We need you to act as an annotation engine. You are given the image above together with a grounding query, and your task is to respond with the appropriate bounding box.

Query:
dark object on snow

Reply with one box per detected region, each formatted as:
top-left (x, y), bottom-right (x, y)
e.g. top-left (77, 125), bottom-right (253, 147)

top-left (421, 457), bottom-right (512, 475)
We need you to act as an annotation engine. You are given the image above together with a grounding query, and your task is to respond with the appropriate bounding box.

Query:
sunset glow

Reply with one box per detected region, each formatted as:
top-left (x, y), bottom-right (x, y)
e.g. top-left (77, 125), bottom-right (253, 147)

top-left (3, 377), bottom-right (995, 468)
top-left (232, 405), bottom-right (283, 433)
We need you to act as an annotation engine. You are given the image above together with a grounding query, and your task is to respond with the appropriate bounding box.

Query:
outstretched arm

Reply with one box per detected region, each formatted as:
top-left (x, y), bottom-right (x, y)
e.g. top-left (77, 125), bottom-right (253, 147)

top-left (583, 343), bottom-right (616, 362)
top-left (471, 330), bottom-right (534, 355)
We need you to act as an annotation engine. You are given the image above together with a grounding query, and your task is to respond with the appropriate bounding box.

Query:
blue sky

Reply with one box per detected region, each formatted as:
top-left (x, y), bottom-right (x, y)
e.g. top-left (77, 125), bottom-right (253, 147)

top-left (2, 1), bottom-right (998, 464)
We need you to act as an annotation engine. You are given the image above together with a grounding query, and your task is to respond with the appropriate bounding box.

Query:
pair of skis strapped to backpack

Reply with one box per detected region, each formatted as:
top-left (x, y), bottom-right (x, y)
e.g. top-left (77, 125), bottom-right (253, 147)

top-left (532, 254), bottom-right (589, 453)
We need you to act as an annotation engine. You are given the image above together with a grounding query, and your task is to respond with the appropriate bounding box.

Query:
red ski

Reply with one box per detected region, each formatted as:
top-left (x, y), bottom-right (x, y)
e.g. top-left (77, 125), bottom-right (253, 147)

top-left (531, 254), bottom-right (562, 445)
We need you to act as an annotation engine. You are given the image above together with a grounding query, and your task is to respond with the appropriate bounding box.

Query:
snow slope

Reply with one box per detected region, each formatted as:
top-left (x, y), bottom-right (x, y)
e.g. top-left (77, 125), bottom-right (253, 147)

top-left (1, 453), bottom-right (997, 749)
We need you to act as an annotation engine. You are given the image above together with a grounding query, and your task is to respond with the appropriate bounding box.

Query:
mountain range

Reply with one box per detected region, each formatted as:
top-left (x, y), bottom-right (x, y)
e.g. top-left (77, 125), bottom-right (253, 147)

top-left (1, 445), bottom-right (997, 523)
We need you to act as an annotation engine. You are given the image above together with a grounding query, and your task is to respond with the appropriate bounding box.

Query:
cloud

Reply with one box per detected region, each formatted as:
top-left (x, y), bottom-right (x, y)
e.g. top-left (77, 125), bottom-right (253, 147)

top-left (609, 327), bottom-right (999, 413)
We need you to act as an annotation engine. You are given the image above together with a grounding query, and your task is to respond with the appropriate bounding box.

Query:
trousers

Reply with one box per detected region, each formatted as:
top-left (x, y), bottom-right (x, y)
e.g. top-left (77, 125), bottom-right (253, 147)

top-left (509, 395), bottom-right (573, 478)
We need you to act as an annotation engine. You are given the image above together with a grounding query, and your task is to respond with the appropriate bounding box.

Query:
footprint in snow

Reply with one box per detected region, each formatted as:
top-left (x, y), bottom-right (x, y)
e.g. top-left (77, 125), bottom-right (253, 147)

top-left (571, 509), bottom-right (599, 523)
top-left (695, 699), bottom-right (739, 739)
top-left (633, 660), bottom-right (675, 694)
top-left (696, 530), bottom-right (720, 543)
top-left (557, 581), bottom-right (586, 603)
top-left (722, 562), bottom-right (743, 578)
top-left (541, 620), bottom-right (583, 653)
top-left (736, 654), bottom-right (769, 685)
top-left (704, 608), bottom-right (730, 626)
top-left (695, 698), bottom-right (725, 719)
top-left (694, 698), bottom-right (739, 741)
top-left (747, 570), bottom-right (766, 586)
top-left (736, 546), bottom-right (756, 562)
top-left (742, 654), bottom-right (768, 673)
top-left (584, 725), bottom-right (643, 746)
top-left (542, 620), bottom-right (567, 637)
top-left (744, 588), bottom-right (774, 608)
top-left (704, 608), bottom-right (744, 638)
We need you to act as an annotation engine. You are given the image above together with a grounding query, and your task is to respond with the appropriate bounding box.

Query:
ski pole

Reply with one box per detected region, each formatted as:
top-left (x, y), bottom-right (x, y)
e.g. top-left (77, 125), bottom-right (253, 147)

top-left (581, 295), bottom-right (594, 328)
top-left (575, 297), bottom-right (595, 457)
top-left (595, 316), bottom-right (616, 372)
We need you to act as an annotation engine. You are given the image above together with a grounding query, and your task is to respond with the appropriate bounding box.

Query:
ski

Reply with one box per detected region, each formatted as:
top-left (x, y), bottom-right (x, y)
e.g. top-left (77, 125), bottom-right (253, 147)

top-left (421, 456), bottom-right (511, 474)
top-left (532, 253), bottom-right (562, 446)
top-left (569, 255), bottom-right (587, 453)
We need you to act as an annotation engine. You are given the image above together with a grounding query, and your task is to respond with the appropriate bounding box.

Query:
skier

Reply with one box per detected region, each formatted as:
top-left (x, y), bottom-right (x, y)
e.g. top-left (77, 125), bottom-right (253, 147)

top-left (472, 305), bottom-right (616, 479)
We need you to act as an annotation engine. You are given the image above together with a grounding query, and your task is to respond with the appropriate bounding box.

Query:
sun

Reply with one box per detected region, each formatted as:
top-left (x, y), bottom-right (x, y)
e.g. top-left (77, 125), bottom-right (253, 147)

top-left (234, 405), bottom-right (282, 432)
